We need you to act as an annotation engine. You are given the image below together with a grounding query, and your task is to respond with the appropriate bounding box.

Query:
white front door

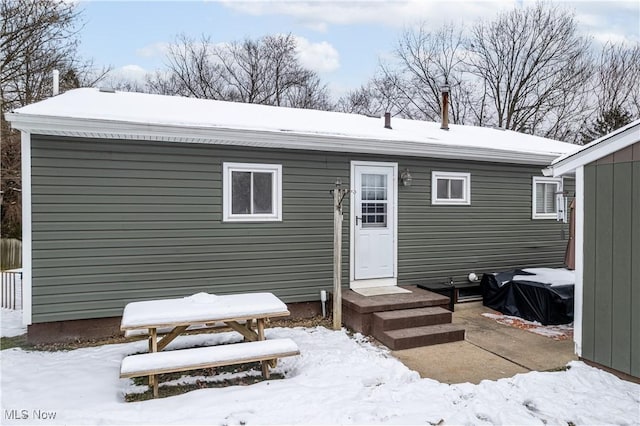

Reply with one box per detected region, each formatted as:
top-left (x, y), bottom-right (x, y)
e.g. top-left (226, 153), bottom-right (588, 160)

top-left (351, 162), bottom-right (397, 288)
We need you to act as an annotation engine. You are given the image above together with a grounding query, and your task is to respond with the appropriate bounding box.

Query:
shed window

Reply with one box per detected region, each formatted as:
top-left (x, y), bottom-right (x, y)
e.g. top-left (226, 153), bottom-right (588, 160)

top-left (532, 177), bottom-right (562, 219)
top-left (431, 171), bottom-right (471, 205)
top-left (223, 163), bottom-right (282, 222)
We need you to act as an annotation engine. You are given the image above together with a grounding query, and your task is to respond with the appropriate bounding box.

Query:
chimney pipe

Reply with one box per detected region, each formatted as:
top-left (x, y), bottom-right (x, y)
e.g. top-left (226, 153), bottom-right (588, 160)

top-left (384, 112), bottom-right (392, 129)
top-left (440, 82), bottom-right (450, 131)
top-left (52, 69), bottom-right (59, 96)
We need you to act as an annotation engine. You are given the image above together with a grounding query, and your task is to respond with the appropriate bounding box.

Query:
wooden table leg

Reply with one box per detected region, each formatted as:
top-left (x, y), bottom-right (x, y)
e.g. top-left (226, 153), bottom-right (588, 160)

top-left (257, 318), bottom-right (265, 340)
top-left (256, 319), bottom-right (271, 378)
top-left (149, 328), bottom-right (158, 398)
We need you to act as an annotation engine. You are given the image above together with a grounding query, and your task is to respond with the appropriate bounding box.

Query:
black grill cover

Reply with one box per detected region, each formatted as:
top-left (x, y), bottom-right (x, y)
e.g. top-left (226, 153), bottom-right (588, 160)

top-left (480, 269), bottom-right (574, 325)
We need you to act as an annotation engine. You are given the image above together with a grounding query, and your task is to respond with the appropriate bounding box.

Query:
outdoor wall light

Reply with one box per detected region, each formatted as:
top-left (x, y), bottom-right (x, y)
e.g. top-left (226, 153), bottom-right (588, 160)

top-left (400, 168), bottom-right (412, 187)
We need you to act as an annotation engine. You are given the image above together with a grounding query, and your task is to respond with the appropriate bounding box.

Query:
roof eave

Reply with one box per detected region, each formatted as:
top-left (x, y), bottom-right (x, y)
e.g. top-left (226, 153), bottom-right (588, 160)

top-left (5, 112), bottom-right (561, 165)
top-left (547, 120), bottom-right (640, 177)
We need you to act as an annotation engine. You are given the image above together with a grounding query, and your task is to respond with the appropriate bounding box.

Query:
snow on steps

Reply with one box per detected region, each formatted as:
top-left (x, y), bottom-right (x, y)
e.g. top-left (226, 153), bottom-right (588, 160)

top-left (120, 338), bottom-right (300, 378)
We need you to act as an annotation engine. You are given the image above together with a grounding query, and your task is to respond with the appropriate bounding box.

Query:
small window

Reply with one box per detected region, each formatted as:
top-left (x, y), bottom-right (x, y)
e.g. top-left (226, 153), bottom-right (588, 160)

top-left (223, 163), bottom-right (282, 222)
top-left (532, 177), bottom-right (562, 219)
top-left (431, 171), bottom-right (471, 205)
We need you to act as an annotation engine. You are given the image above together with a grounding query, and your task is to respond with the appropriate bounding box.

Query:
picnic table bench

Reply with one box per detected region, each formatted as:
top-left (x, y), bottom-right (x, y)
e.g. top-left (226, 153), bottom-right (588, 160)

top-left (119, 292), bottom-right (299, 398)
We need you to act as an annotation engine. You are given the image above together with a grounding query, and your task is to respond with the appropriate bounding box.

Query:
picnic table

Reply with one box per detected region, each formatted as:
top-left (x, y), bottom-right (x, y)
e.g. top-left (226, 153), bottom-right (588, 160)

top-left (119, 292), bottom-right (299, 398)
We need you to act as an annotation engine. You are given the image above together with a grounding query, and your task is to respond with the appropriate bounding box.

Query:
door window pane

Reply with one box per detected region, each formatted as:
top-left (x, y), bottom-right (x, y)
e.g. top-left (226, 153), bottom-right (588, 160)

top-left (361, 173), bottom-right (388, 227)
top-left (362, 173), bottom-right (387, 201)
top-left (362, 203), bottom-right (387, 227)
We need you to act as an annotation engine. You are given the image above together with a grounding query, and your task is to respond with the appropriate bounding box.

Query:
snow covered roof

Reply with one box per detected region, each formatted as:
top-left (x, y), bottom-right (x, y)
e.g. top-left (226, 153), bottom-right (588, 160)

top-left (6, 88), bottom-right (580, 165)
top-left (546, 119), bottom-right (640, 176)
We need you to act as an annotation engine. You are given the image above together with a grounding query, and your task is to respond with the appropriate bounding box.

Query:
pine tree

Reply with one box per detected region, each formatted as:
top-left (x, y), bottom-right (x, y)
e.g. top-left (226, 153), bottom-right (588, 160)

top-left (580, 106), bottom-right (633, 144)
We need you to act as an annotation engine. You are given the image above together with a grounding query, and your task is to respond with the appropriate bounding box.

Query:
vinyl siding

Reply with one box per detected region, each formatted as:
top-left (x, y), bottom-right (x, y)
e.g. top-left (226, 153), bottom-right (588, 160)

top-left (582, 143), bottom-right (639, 377)
top-left (31, 135), bottom-right (569, 322)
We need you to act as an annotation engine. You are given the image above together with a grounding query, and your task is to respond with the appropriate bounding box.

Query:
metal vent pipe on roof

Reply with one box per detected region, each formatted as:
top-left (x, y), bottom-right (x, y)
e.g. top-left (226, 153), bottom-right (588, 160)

top-left (440, 82), bottom-right (450, 131)
top-left (52, 70), bottom-right (59, 96)
top-left (384, 112), bottom-right (392, 129)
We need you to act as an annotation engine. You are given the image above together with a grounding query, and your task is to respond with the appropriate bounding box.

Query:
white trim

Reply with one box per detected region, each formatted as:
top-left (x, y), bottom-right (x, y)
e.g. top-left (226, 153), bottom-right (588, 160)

top-left (548, 119), bottom-right (640, 176)
top-left (5, 113), bottom-right (566, 166)
top-left (222, 162), bottom-right (282, 222)
top-left (573, 166), bottom-right (584, 357)
top-left (21, 131), bottom-right (32, 326)
top-left (431, 171), bottom-right (471, 205)
top-left (349, 161), bottom-right (398, 287)
top-left (532, 176), bottom-right (563, 219)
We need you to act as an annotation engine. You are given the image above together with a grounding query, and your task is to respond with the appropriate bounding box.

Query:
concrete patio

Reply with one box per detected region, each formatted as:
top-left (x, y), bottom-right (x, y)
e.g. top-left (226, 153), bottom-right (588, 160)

top-left (392, 301), bottom-right (577, 384)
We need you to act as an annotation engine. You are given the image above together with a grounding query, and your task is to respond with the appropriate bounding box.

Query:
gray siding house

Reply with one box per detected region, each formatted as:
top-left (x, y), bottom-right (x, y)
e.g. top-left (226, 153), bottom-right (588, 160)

top-left (7, 88), bottom-right (578, 340)
top-left (546, 120), bottom-right (640, 382)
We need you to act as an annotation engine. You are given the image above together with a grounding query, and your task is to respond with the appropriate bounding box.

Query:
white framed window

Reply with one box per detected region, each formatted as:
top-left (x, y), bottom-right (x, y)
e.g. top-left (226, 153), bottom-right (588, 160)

top-left (431, 171), bottom-right (471, 205)
top-left (223, 162), bottom-right (282, 222)
top-left (532, 176), bottom-right (562, 219)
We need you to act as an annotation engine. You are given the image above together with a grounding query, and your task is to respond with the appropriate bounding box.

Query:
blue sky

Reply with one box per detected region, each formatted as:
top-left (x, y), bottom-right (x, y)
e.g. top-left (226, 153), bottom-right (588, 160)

top-left (77, 1), bottom-right (640, 97)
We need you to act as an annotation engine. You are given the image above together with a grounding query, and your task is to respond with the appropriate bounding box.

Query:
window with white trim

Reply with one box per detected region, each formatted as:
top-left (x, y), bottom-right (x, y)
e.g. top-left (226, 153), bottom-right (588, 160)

top-left (532, 176), bottom-right (562, 219)
top-left (431, 171), bottom-right (471, 205)
top-left (223, 163), bottom-right (282, 222)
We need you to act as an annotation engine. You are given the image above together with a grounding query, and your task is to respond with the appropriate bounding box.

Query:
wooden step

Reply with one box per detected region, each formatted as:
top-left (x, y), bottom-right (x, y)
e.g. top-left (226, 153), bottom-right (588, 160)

top-left (375, 323), bottom-right (465, 350)
top-left (372, 307), bottom-right (452, 333)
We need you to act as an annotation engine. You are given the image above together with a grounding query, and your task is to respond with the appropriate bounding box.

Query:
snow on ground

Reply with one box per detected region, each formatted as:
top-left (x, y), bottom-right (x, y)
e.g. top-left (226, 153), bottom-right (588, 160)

top-left (1, 269), bottom-right (24, 337)
top-left (2, 326), bottom-right (639, 425)
top-left (0, 309), bottom-right (26, 337)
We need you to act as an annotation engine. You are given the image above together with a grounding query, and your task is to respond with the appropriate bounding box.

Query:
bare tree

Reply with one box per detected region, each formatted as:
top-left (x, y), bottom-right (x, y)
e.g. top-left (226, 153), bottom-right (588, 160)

top-left (1, 0), bottom-right (76, 108)
top-left (147, 33), bottom-right (332, 110)
top-left (592, 41), bottom-right (640, 119)
top-left (1, 0), bottom-right (108, 238)
top-left (339, 24), bottom-right (474, 123)
top-left (388, 23), bottom-right (472, 123)
top-left (337, 73), bottom-right (411, 117)
top-left (467, 3), bottom-right (592, 137)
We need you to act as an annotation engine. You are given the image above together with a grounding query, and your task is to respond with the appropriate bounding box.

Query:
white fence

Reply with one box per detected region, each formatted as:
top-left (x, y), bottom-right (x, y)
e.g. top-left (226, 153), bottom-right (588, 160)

top-left (1, 270), bottom-right (22, 310)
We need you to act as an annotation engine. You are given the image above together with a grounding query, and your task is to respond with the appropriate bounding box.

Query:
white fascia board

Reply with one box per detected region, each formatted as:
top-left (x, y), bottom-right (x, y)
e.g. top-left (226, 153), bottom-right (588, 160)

top-left (549, 123), bottom-right (640, 177)
top-left (21, 131), bottom-right (32, 326)
top-left (573, 166), bottom-right (584, 357)
top-left (6, 113), bottom-right (560, 165)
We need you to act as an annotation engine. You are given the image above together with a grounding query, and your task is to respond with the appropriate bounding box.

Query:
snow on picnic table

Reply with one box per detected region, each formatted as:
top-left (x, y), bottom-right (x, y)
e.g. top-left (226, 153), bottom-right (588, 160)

top-left (1, 326), bottom-right (639, 425)
top-left (121, 292), bottom-right (288, 329)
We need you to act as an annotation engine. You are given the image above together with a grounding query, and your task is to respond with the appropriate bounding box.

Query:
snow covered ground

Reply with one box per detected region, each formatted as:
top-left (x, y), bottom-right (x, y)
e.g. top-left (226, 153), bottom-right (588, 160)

top-left (1, 325), bottom-right (639, 425)
top-left (0, 308), bottom-right (25, 337)
top-left (0, 269), bottom-right (24, 337)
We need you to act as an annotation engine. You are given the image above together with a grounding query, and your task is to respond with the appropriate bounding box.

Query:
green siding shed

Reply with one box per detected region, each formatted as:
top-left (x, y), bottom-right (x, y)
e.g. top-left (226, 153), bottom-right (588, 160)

top-left (548, 120), bottom-right (640, 381)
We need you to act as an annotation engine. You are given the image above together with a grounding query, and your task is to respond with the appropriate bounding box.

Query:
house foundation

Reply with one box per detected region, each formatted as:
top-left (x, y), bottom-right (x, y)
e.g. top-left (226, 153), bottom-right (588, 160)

top-left (26, 300), bottom-right (323, 344)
